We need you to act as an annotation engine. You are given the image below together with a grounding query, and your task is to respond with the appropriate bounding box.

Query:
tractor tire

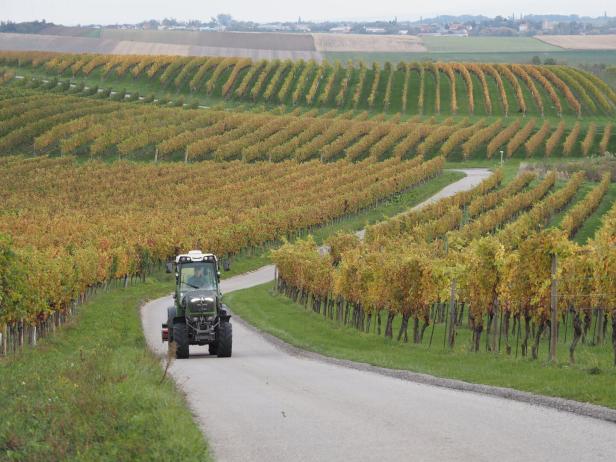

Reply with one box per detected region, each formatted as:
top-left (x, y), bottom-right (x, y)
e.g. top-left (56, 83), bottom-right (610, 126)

top-left (208, 342), bottom-right (218, 356)
top-left (217, 322), bottom-right (232, 358)
top-left (167, 307), bottom-right (176, 343)
top-left (174, 322), bottom-right (189, 359)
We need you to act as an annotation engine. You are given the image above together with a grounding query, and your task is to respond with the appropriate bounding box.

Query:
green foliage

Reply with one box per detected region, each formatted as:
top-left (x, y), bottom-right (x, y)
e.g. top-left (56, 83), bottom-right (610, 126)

top-left (0, 273), bottom-right (212, 461)
top-left (0, 235), bottom-right (27, 324)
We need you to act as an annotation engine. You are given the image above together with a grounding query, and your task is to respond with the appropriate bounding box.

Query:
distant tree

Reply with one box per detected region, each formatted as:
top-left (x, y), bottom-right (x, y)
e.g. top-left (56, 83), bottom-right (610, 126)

top-left (216, 14), bottom-right (233, 27)
top-left (161, 18), bottom-right (179, 27)
top-left (140, 19), bottom-right (159, 29)
top-left (531, 56), bottom-right (542, 65)
top-left (0, 20), bottom-right (49, 34)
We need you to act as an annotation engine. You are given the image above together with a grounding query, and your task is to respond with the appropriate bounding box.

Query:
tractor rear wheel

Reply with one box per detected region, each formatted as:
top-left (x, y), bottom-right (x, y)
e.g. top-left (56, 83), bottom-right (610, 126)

top-left (174, 322), bottom-right (189, 359)
top-left (208, 342), bottom-right (218, 355)
top-left (217, 322), bottom-right (232, 358)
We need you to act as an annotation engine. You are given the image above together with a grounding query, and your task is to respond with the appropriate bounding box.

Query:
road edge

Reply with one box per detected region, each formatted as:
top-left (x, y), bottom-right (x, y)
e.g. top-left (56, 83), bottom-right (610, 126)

top-left (229, 307), bottom-right (616, 424)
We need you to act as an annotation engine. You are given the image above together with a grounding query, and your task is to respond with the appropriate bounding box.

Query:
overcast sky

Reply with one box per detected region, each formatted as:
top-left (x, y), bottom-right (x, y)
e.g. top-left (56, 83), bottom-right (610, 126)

top-left (1, 0), bottom-right (612, 25)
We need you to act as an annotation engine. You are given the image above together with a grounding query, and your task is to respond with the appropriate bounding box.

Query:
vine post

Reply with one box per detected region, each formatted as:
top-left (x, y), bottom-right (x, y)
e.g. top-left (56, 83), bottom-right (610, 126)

top-left (447, 279), bottom-right (457, 349)
top-left (550, 253), bottom-right (558, 363)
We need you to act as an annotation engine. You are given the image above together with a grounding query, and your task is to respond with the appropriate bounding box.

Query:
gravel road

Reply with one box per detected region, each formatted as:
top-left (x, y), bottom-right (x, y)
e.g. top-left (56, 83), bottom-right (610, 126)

top-left (141, 169), bottom-right (616, 461)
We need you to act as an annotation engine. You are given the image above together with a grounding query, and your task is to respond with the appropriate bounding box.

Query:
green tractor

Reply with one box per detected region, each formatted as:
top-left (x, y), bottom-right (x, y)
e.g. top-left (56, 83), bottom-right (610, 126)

top-left (161, 250), bottom-right (232, 359)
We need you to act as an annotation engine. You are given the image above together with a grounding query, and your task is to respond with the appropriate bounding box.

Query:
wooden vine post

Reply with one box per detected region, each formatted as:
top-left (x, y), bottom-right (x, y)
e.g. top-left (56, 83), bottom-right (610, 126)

top-left (448, 279), bottom-right (457, 349)
top-left (550, 253), bottom-right (558, 362)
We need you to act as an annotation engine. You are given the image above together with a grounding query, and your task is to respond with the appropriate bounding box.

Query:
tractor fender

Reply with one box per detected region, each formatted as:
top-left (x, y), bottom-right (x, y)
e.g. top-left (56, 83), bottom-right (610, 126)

top-left (167, 306), bottom-right (177, 320)
top-left (167, 306), bottom-right (187, 327)
top-left (218, 304), bottom-right (232, 322)
top-left (167, 307), bottom-right (185, 324)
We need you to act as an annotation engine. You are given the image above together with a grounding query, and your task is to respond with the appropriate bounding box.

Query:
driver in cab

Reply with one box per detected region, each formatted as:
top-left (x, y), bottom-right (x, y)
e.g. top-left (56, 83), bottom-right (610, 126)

top-left (188, 266), bottom-right (209, 288)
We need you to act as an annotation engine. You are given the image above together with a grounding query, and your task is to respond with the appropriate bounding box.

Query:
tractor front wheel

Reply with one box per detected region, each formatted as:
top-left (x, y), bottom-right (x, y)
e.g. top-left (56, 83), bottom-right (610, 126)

top-left (174, 322), bottom-right (189, 359)
top-left (217, 322), bottom-right (232, 358)
top-left (208, 342), bottom-right (218, 356)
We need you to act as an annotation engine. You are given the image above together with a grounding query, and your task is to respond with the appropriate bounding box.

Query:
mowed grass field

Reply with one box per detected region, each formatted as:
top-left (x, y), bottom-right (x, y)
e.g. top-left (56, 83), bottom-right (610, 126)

top-left (325, 50), bottom-right (616, 66)
top-left (324, 33), bottom-right (616, 66)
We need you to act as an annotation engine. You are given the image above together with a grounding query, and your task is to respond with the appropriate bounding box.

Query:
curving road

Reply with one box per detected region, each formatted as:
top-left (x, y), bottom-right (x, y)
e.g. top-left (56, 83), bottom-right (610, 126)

top-left (141, 170), bottom-right (616, 462)
top-left (354, 168), bottom-right (491, 240)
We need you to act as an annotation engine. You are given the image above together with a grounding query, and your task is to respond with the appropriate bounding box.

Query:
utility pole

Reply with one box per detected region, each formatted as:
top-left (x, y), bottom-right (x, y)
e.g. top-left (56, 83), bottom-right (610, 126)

top-left (550, 253), bottom-right (558, 362)
top-left (500, 150), bottom-right (504, 166)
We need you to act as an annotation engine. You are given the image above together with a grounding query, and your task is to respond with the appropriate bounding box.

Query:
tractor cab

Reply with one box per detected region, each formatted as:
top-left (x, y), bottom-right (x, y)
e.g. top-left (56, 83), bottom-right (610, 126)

top-left (173, 251), bottom-right (220, 306)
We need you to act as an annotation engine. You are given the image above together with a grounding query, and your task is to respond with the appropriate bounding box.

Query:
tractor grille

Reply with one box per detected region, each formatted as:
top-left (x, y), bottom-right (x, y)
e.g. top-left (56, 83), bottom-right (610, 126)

top-left (187, 296), bottom-right (215, 315)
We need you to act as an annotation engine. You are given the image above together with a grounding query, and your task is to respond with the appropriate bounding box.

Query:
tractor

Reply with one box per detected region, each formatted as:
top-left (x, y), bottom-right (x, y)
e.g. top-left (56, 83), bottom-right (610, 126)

top-left (161, 250), bottom-right (232, 359)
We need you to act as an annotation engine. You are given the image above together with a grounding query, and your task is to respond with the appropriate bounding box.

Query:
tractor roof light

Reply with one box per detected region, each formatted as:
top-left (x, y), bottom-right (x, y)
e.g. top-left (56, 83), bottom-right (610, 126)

top-left (175, 250), bottom-right (218, 264)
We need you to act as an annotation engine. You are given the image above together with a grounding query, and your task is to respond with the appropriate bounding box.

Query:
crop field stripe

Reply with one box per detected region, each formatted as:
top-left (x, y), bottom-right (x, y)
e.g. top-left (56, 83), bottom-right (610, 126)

top-left (0, 85), bottom-right (614, 161)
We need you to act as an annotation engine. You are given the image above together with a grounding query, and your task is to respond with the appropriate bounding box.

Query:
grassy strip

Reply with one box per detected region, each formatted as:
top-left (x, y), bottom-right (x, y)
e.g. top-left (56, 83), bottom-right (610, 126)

top-left (226, 282), bottom-right (616, 409)
top-left (0, 273), bottom-right (211, 462)
top-left (547, 179), bottom-right (592, 228)
top-left (445, 159), bottom-right (520, 181)
top-left (573, 184), bottom-right (616, 244)
top-left (222, 252), bottom-right (272, 279)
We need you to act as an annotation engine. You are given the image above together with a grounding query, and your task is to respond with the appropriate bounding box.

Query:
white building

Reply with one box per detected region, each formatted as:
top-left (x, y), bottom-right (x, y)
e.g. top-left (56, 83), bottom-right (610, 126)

top-left (329, 26), bottom-right (351, 33)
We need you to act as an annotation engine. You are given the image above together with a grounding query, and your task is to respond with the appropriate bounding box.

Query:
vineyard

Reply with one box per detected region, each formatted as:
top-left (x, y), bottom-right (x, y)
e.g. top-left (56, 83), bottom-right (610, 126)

top-left (1, 50), bottom-right (616, 117)
top-left (0, 155), bottom-right (443, 352)
top-left (1, 50), bottom-right (615, 370)
top-left (272, 169), bottom-right (616, 364)
top-left (0, 87), bottom-right (614, 162)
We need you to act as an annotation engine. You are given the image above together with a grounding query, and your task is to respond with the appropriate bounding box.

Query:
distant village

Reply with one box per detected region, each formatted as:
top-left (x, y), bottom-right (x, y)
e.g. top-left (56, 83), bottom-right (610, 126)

top-left (117, 13), bottom-right (616, 36)
top-left (3, 13), bottom-right (616, 37)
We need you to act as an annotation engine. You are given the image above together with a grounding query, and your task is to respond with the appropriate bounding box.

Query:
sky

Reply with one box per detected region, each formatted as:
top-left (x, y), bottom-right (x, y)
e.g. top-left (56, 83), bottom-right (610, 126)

top-left (0, 0), bottom-right (612, 25)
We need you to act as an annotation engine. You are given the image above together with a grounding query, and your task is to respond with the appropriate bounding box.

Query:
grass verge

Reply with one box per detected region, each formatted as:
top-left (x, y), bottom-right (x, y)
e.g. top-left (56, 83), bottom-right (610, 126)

top-left (225, 282), bottom-right (616, 409)
top-left (0, 272), bottom-right (211, 462)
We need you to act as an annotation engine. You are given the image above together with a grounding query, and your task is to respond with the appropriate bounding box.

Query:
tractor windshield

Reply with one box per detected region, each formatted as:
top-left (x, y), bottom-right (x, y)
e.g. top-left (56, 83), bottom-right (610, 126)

top-left (180, 262), bottom-right (217, 291)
